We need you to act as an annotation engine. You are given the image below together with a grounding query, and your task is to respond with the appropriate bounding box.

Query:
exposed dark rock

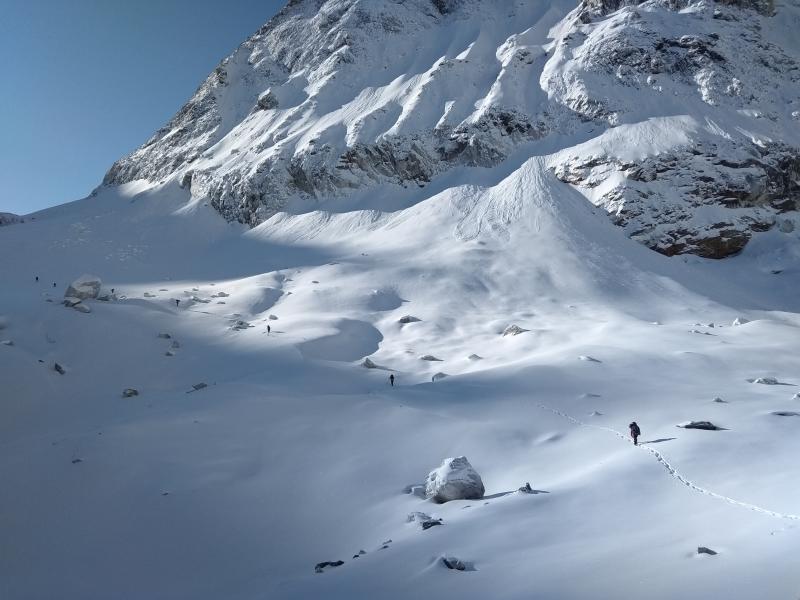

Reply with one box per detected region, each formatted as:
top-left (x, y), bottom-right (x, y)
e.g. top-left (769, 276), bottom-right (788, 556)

top-left (54, 362), bottom-right (66, 375)
top-left (678, 421), bottom-right (725, 430)
top-left (698, 546), bottom-right (718, 555)
top-left (314, 560), bottom-right (344, 573)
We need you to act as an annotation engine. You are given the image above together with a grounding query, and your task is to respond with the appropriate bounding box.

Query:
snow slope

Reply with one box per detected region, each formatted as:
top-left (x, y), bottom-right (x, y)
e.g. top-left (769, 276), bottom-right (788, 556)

top-left (3, 1), bottom-right (800, 598)
top-left (2, 148), bottom-right (800, 598)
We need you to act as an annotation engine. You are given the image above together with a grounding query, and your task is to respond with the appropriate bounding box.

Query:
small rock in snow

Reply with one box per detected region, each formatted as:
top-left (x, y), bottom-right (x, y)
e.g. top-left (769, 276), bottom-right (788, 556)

top-left (431, 372), bottom-right (448, 382)
top-left (53, 362), bottom-right (66, 375)
top-left (1, 340), bottom-right (14, 346)
top-left (502, 324), bottom-right (529, 336)
top-left (63, 296), bottom-right (82, 308)
top-left (268, 314), bottom-right (278, 320)
top-left (73, 303), bottom-right (91, 313)
top-left (157, 332), bottom-right (172, 339)
top-left (314, 560), bottom-right (344, 573)
top-left (143, 292), bottom-right (156, 298)
top-left (518, 482), bottom-right (534, 494)
top-left (165, 351), bottom-right (175, 357)
top-left (771, 411), bottom-right (800, 417)
top-left (170, 340), bottom-right (181, 349)
top-left (442, 556), bottom-right (474, 571)
top-left (732, 317), bottom-right (750, 326)
top-left (579, 355), bottom-right (601, 363)
top-left (749, 377), bottom-right (780, 385)
top-left (407, 512), bottom-right (443, 530)
top-left (231, 320), bottom-right (252, 330)
top-left (398, 315), bottom-right (421, 324)
top-left (712, 397), bottom-right (727, 403)
top-left (697, 547), bottom-right (718, 556)
top-left (122, 388), bottom-right (139, 398)
top-left (467, 354), bottom-right (483, 361)
top-left (190, 383), bottom-right (208, 392)
top-left (420, 354), bottom-right (443, 361)
top-left (361, 357), bottom-right (378, 369)
top-left (71, 458), bottom-right (83, 464)
top-left (678, 421), bottom-right (724, 431)
top-left (212, 291), bottom-right (230, 298)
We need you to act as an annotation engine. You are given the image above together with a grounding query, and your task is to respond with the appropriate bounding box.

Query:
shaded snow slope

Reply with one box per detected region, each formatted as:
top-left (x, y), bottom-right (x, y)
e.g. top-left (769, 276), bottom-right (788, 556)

top-left (2, 151), bottom-right (800, 598)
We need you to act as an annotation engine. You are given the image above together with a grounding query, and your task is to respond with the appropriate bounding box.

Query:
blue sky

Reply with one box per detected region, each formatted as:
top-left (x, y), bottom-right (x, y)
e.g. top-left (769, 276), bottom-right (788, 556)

top-left (0, 0), bottom-right (285, 215)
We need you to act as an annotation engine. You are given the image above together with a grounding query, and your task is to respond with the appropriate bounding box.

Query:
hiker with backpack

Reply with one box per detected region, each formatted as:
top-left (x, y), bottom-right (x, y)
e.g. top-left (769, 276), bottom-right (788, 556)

top-left (389, 373), bottom-right (395, 387)
top-left (629, 421), bottom-right (641, 446)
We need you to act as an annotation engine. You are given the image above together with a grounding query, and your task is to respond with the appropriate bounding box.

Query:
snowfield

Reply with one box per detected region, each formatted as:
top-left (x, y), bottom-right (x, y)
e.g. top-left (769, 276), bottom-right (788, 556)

top-left (2, 159), bottom-right (799, 599)
top-left (3, 0), bottom-right (800, 598)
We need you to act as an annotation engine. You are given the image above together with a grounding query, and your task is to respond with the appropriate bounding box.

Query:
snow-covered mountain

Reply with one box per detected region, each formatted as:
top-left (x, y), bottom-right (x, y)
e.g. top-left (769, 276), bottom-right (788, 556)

top-left (3, 2), bottom-right (800, 599)
top-left (104, 0), bottom-right (800, 257)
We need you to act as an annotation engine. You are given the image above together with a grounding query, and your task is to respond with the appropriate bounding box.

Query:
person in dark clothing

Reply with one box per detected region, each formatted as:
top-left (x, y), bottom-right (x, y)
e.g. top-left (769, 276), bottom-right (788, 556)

top-left (53, 282), bottom-right (56, 288)
top-left (35, 276), bottom-right (39, 282)
top-left (267, 324), bottom-right (271, 335)
top-left (175, 299), bottom-right (180, 308)
top-left (629, 421), bottom-right (641, 446)
top-left (389, 373), bottom-right (395, 387)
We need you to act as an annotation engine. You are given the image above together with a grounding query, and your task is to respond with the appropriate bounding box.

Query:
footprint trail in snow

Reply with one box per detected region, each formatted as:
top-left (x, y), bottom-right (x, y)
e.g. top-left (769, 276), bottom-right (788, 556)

top-left (537, 404), bottom-right (800, 522)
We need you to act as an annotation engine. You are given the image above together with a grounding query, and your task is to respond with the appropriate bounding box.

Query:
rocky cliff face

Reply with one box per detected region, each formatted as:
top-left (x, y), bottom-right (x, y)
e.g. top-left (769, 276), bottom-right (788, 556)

top-left (104, 0), bottom-right (800, 258)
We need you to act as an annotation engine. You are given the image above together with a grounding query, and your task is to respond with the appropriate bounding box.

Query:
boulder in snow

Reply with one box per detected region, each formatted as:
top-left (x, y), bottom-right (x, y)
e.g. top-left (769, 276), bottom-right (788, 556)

top-left (268, 314), bottom-right (278, 320)
top-left (361, 357), bottom-right (378, 369)
top-left (502, 324), bottom-right (529, 336)
top-left (420, 354), bottom-right (442, 361)
top-left (749, 377), bottom-right (779, 385)
top-left (64, 275), bottom-right (101, 301)
top-left (122, 388), bottom-right (139, 398)
top-left (53, 362), bottom-right (66, 375)
top-left (314, 560), bottom-right (344, 574)
top-left (697, 547), bottom-right (718, 556)
top-left (732, 317), bottom-right (750, 326)
top-left (1, 340), bottom-right (13, 346)
top-left (425, 456), bottom-right (485, 503)
top-left (772, 411), bottom-right (800, 417)
top-left (441, 556), bottom-right (474, 571)
top-left (398, 315), bottom-right (421, 324)
top-left (231, 320), bottom-right (252, 330)
top-left (431, 372), bottom-right (448, 382)
top-left (407, 511), bottom-right (443, 530)
top-left (678, 421), bottom-right (724, 431)
top-left (73, 303), bottom-right (91, 313)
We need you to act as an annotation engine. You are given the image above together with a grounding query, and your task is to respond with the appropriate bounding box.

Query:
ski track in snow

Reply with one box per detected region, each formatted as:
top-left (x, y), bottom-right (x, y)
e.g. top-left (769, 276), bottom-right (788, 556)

top-left (537, 404), bottom-right (800, 522)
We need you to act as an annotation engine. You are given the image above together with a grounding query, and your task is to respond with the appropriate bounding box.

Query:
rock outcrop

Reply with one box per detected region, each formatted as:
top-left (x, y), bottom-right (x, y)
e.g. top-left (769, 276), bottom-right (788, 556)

top-left (100, 0), bottom-right (798, 259)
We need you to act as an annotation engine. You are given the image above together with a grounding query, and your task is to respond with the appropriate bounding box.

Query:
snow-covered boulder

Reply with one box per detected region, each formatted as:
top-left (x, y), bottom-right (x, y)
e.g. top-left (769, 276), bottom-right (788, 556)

top-left (732, 317), bottom-right (750, 326)
top-left (64, 275), bottom-right (102, 301)
top-left (425, 456), bottom-right (484, 503)
top-left (750, 377), bottom-right (779, 385)
top-left (503, 324), bottom-right (529, 336)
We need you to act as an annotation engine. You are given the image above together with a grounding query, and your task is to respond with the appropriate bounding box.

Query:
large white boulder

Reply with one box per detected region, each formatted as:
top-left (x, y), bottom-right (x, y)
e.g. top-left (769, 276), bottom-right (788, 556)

top-left (425, 456), bottom-right (484, 503)
top-left (64, 275), bottom-right (102, 300)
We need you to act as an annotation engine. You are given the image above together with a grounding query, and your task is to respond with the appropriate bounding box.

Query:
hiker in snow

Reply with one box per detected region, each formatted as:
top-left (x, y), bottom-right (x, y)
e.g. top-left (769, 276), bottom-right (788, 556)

top-left (267, 324), bottom-right (271, 335)
top-left (629, 421), bottom-right (641, 446)
top-left (175, 299), bottom-right (180, 308)
top-left (35, 276), bottom-right (39, 282)
top-left (111, 288), bottom-right (115, 294)
top-left (53, 282), bottom-right (56, 288)
top-left (389, 373), bottom-right (395, 387)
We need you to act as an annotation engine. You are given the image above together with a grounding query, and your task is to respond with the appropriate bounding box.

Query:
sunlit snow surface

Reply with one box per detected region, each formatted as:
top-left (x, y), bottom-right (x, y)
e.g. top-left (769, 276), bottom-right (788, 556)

top-left (2, 158), bottom-right (799, 599)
